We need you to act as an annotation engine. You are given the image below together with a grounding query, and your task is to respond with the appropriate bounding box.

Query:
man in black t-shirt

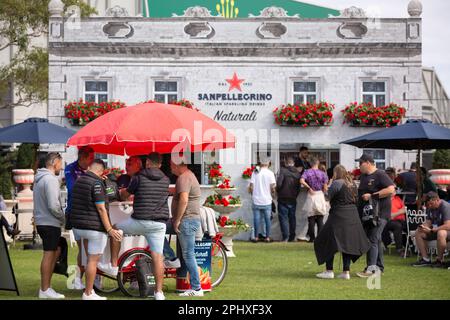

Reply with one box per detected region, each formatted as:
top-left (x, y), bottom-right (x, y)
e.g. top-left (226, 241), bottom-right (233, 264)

top-left (356, 154), bottom-right (395, 277)
top-left (294, 146), bottom-right (311, 174)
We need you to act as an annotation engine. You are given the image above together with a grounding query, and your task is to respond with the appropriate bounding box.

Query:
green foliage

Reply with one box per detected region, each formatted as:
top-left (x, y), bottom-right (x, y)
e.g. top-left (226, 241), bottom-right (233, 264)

top-left (432, 149), bottom-right (450, 169)
top-left (0, 150), bottom-right (17, 199)
top-left (15, 143), bottom-right (38, 170)
top-left (0, 0), bottom-right (96, 108)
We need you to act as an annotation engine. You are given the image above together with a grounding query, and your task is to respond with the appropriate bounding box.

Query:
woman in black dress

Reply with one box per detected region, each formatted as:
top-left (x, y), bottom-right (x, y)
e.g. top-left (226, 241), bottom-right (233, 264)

top-left (314, 165), bottom-right (370, 280)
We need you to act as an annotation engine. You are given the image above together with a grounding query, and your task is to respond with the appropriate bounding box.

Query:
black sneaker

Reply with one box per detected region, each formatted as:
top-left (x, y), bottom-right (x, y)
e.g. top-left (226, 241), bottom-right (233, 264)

top-left (431, 260), bottom-right (445, 268)
top-left (412, 258), bottom-right (432, 267)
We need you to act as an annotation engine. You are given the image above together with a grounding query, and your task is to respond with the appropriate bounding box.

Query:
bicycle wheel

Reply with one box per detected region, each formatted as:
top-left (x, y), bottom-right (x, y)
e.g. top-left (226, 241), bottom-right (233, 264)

top-left (117, 249), bottom-right (153, 297)
top-left (211, 241), bottom-right (228, 287)
top-left (94, 272), bottom-right (120, 294)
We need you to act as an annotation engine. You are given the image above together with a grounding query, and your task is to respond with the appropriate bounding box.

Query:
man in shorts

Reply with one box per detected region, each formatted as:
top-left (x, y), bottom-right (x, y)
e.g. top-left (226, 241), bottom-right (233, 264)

top-left (33, 153), bottom-right (66, 299)
top-left (413, 191), bottom-right (450, 268)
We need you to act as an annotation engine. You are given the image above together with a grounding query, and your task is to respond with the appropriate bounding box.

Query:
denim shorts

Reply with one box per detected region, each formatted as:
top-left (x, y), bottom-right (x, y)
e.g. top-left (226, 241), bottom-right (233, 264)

top-left (73, 228), bottom-right (108, 255)
top-left (116, 217), bottom-right (166, 255)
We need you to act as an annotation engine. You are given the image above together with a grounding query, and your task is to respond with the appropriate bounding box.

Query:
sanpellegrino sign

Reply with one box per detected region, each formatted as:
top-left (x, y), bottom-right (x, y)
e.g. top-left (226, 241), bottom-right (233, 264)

top-left (197, 72), bottom-right (273, 122)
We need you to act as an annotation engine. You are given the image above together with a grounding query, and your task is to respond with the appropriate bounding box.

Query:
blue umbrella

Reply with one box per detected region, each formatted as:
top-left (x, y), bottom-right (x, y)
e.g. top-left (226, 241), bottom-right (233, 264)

top-left (341, 119), bottom-right (450, 204)
top-left (0, 117), bottom-right (75, 144)
top-left (340, 119), bottom-right (450, 150)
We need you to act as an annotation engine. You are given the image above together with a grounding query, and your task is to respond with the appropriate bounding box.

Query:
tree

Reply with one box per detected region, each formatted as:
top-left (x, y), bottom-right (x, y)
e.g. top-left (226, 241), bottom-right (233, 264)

top-left (0, 149), bottom-right (17, 199)
top-left (432, 149), bottom-right (450, 169)
top-left (16, 143), bottom-right (38, 170)
top-left (0, 0), bottom-right (96, 108)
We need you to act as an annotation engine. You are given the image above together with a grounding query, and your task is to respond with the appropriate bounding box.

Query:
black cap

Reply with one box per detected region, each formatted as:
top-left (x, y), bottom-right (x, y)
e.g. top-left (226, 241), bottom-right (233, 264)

top-left (425, 191), bottom-right (439, 202)
top-left (357, 154), bottom-right (375, 164)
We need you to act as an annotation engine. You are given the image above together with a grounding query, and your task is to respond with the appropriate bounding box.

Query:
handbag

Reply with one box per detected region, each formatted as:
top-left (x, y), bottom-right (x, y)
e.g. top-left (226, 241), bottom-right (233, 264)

top-left (53, 237), bottom-right (68, 277)
top-left (361, 198), bottom-right (380, 229)
top-left (135, 257), bottom-right (155, 298)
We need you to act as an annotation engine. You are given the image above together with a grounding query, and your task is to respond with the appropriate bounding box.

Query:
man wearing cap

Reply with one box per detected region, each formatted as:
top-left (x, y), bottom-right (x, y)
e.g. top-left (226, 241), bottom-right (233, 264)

top-left (413, 191), bottom-right (450, 268)
top-left (356, 154), bottom-right (395, 277)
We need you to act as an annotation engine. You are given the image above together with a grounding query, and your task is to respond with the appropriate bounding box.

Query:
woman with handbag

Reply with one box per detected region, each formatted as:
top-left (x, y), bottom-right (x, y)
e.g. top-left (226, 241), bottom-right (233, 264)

top-left (300, 158), bottom-right (330, 242)
top-left (314, 165), bottom-right (370, 280)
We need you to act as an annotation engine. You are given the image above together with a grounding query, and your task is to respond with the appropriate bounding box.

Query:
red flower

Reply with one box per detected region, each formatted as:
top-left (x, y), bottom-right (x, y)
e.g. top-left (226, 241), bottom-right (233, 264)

top-left (219, 216), bottom-right (229, 227)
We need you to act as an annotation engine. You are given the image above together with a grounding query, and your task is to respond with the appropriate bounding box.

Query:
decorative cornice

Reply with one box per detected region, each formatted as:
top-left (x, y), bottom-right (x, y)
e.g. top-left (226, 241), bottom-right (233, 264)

top-left (49, 42), bottom-right (421, 59)
top-left (173, 6), bottom-right (214, 18)
top-left (105, 6), bottom-right (129, 17)
top-left (249, 6), bottom-right (300, 18)
top-left (332, 6), bottom-right (367, 19)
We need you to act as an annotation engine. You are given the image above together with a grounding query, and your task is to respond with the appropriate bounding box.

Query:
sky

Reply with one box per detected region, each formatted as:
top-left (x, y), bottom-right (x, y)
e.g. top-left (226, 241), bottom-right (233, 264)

top-left (299, 0), bottom-right (450, 91)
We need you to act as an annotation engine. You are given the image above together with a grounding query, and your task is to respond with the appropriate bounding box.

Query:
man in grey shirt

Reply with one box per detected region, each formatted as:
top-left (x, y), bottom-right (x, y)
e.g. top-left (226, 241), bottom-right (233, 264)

top-left (33, 152), bottom-right (66, 299)
top-left (413, 191), bottom-right (450, 268)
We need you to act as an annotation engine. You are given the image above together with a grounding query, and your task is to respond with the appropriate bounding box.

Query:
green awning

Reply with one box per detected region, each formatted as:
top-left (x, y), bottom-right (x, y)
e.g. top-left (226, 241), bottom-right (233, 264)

top-left (142, 0), bottom-right (339, 18)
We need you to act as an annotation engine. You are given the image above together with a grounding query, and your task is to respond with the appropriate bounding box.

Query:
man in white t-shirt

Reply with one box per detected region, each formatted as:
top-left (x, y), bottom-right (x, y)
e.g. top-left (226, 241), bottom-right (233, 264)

top-left (248, 157), bottom-right (276, 242)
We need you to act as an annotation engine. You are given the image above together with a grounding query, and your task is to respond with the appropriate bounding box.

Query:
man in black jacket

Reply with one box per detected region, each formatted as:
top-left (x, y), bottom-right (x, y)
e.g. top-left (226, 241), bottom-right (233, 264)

top-left (277, 157), bottom-right (301, 242)
top-left (118, 152), bottom-right (170, 300)
top-left (71, 159), bottom-right (123, 300)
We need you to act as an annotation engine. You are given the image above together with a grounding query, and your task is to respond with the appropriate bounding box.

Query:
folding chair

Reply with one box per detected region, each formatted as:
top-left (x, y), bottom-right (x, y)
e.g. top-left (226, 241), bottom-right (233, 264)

top-left (404, 208), bottom-right (427, 259)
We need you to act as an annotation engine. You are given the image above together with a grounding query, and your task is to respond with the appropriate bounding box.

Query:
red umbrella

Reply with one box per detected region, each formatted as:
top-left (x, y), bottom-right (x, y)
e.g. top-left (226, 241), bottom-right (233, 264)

top-left (66, 102), bottom-right (235, 155)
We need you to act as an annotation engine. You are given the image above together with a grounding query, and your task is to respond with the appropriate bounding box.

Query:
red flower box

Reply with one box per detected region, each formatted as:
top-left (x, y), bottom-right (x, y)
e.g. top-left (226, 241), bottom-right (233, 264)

top-left (341, 102), bottom-right (406, 128)
top-left (273, 101), bottom-right (335, 127)
top-left (64, 99), bottom-right (126, 126)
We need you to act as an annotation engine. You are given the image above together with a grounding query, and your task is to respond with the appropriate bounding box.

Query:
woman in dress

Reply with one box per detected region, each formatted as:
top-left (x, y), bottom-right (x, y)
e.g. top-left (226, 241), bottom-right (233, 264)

top-left (314, 165), bottom-right (370, 280)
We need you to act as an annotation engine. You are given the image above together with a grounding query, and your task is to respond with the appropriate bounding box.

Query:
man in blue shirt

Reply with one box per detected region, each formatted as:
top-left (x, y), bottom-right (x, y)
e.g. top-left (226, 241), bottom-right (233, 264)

top-left (65, 146), bottom-right (95, 216)
top-left (64, 146), bottom-right (95, 290)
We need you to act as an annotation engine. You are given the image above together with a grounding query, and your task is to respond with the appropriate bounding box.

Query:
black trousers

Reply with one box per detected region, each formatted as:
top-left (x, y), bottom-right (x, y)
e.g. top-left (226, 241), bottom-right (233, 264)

top-left (307, 215), bottom-right (324, 241)
top-left (0, 215), bottom-right (13, 233)
top-left (382, 220), bottom-right (406, 251)
top-left (326, 253), bottom-right (352, 272)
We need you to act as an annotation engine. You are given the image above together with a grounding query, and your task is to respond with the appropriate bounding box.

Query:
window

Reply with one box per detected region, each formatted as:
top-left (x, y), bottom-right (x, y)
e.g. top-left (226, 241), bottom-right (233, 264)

top-left (153, 81), bottom-right (179, 103)
top-left (159, 152), bottom-right (215, 185)
top-left (293, 81), bottom-right (317, 104)
top-left (362, 81), bottom-right (386, 107)
top-left (95, 153), bottom-right (109, 167)
top-left (84, 80), bottom-right (108, 103)
top-left (362, 149), bottom-right (386, 170)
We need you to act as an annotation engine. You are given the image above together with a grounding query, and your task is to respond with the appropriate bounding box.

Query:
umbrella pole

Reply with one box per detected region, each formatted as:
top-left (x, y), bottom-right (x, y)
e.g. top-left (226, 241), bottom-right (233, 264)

top-left (416, 149), bottom-right (423, 209)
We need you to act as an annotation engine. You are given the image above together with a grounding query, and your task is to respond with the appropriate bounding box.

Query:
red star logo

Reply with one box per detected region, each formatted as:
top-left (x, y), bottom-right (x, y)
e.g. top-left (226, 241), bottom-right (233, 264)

top-left (226, 72), bottom-right (245, 92)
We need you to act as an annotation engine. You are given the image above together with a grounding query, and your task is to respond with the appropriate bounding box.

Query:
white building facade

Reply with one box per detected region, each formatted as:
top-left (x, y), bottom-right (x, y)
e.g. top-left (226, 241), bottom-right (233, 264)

top-left (48, 1), bottom-right (426, 239)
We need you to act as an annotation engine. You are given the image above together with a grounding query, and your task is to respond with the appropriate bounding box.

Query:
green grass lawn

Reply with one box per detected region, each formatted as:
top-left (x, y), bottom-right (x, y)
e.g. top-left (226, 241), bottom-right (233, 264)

top-left (1, 240), bottom-right (450, 300)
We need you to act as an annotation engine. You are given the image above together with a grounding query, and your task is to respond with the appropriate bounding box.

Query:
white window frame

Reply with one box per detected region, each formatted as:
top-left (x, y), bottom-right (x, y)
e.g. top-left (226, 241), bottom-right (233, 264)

top-left (151, 78), bottom-right (182, 104)
top-left (360, 80), bottom-right (389, 107)
top-left (82, 78), bottom-right (112, 103)
top-left (291, 80), bottom-right (319, 104)
top-left (362, 149), bottom-right (386, 170)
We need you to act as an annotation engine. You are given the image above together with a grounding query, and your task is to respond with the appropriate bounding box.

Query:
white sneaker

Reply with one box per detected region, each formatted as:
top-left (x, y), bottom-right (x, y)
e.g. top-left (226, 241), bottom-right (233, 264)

top-left (97, 262), bottom-right (118, 277)
top-left (316, 271), bottom-right (335, 279)
top-left (338, 272), bottom-right (351, 280)
top-left (39, 288), bottom-right (65, 299)
top-left (82, 290), bottom-right (107, 300)
top-left (164, 258), bottom-right (181, 269)
top-left (179, 289), bottom-right (204, 297)
top-left (154, 291), bottom-right (166, 300)
top-left (73, 277), bottom-right (85, 290)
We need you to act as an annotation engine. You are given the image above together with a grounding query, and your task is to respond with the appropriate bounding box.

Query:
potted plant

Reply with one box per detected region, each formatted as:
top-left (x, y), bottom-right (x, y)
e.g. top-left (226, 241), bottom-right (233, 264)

top-left (273, 101), bottom-right (335, 127)
top-left (64, 99), bottom-right (126, 126)
top-left (214, 178), bottom-right (236, 196)
top-left (341, 102), bottom-right (406, 127)
top-left (204, 193), bottom-right (242, 214)
top-left (206, 163), bottom-right (223, 185)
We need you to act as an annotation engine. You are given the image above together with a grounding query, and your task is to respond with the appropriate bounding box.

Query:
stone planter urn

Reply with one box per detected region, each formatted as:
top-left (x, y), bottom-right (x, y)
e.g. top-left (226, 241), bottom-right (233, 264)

top-left (428, 169), bottom-right (450, 188)
top-left (218, 225), bottom-right (242, 257)
top-left (12, 169), bottom-right (35, 197)
top-left (213, 187), bottom-right (236, 197)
